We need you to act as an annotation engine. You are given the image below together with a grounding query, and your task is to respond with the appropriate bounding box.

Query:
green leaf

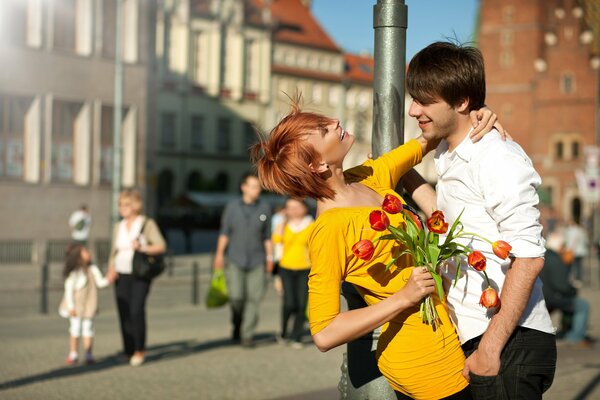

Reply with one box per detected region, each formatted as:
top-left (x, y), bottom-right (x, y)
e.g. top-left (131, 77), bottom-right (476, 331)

top-left (443, 208), bottom-right (465, 245)
top-left (384, 257), bottom-right (397, 271)
top-left (453, 256), bottom-right (461, 287)
top-left (432, 272), bottom-right (444, 302)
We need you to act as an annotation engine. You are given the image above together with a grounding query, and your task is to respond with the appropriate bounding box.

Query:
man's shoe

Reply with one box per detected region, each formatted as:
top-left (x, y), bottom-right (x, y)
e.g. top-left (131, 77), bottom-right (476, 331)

top-left (241, 339), bottom-right (255, 348)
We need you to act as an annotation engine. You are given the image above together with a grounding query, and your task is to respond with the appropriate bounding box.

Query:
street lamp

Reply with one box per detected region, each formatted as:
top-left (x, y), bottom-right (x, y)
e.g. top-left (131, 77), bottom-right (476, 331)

top-left (112, 0), bottom-right (124, 228)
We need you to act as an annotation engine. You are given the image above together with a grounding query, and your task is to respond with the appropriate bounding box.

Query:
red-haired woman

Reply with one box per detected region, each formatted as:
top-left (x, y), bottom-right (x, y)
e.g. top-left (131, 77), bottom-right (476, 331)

top-left (251, 100), bottom-right (501, 400)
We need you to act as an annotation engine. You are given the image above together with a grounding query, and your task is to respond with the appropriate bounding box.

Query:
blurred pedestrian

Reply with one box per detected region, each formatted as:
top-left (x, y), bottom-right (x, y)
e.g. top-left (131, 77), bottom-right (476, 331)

top-left (106, 189), bottom-right (166, 366)
top-left (59, 243), bottom-right (111, 365)
top-left (212, 173), bottom-right (273, 348)
top-left (564, 218), bottom-right (588, 286)
top-left (68, 204), bottom-right (91, 245)
top-left (271, 203), bottom-right (286, 296)
top-left (540, 231), bottom-right (592, 348)
top-left (272, 198), bottom-right (314, 348)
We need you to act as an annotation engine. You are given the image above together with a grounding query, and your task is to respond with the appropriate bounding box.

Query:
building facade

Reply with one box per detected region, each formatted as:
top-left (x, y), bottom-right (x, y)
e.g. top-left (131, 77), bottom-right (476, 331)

top-left (0, 0), bottom-right (151, 261)
top-left (479, 0), bottom-right (600, 224)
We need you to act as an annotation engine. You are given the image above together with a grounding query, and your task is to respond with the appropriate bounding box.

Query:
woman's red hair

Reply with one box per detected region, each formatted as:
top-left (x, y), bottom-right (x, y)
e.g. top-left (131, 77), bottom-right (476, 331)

top-left (250, 97), bottom-right (336, 200)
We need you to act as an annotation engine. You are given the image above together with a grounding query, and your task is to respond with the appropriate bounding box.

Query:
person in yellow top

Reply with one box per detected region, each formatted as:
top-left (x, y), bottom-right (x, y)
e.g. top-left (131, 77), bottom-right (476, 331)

top-left (251, 97), bottom-right (500, 400)
top-left (272, 197), bottom-right (314, 348)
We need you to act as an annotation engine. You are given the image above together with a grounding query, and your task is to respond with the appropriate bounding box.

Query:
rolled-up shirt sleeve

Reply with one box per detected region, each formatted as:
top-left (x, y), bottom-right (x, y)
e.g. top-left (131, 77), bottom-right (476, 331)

top-left (480, 144), bottom-right (546, 258)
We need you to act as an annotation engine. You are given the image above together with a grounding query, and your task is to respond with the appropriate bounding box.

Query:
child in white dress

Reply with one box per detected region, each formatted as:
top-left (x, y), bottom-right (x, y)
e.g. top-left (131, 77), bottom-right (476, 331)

top-left (59, 244), bottom-right (111, 365)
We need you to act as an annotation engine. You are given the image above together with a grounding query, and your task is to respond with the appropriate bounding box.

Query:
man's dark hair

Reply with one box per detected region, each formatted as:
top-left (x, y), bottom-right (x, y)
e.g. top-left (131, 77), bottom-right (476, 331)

top-left (240, 171), bottom-right (258, 187)
top-left (407, 41), bottom-right (486, 111)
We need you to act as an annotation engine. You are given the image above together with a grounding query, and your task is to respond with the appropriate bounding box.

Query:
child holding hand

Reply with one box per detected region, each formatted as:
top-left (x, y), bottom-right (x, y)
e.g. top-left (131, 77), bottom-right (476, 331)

top-left (59, 244), bottom-right (111, 365)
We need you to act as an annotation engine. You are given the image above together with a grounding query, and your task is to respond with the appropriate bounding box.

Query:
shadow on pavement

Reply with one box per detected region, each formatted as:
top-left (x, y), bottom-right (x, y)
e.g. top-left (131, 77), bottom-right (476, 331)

top-left (573, 370), bottom-right (600, 400)
top-left (0, 332), bottom-right (278, 391)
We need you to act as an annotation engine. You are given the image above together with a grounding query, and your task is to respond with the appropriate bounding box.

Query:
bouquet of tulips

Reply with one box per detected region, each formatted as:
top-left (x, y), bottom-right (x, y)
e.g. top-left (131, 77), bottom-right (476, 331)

top-left (351, 194), bottom-right (512, 330)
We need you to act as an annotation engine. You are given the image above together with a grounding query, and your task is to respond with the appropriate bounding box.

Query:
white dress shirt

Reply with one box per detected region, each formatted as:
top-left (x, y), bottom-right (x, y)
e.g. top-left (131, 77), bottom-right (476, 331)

top-left (114, 216), bottom-right (145, 274)
top-left (435, 130), bottom-right (555, 344)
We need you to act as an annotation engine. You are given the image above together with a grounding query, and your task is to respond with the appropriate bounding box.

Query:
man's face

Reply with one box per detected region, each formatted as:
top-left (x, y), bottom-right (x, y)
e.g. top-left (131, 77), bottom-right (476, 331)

top-left (241, 176), bottom-right (261, 201)
top-left (408, 98), bottom-right (459, 141)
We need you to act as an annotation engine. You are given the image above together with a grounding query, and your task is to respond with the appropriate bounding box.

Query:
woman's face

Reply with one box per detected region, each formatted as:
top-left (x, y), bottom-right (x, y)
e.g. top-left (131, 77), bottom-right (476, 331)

top-left (304, 119), bottom-right (354, 169)
top-left (118, 198), bottom-right (138, 219)
top-left (80, 247), bottom-right (91, 263)
top-left (285, 199), bottom-right (308, 219)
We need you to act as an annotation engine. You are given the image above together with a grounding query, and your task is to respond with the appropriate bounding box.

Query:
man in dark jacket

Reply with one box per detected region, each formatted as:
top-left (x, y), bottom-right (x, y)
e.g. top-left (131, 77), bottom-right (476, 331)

top-left (540, 232), bottom-right (592, 347)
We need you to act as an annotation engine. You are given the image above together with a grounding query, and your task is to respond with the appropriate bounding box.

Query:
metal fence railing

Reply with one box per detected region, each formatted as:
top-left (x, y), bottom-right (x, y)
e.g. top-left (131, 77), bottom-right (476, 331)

top-left (0, 240), bottom-right (34, 264)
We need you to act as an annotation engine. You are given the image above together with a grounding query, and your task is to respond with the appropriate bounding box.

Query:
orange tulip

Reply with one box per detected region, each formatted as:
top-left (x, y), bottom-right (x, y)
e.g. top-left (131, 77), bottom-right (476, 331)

top-left (479, 287), bottom-right (501, 309)
top-left (426, 210), bottom-right (449, 234)
top-left (492, 240), bottom-right (512, 259)
top-left (369, 210), bottom-right (390, 231)
top-left (352, 240), bottom-right (375, 261)
top-left (382, 194), bottom-right (403, 214)
top-left (468, 251), bottom-right (487, 271)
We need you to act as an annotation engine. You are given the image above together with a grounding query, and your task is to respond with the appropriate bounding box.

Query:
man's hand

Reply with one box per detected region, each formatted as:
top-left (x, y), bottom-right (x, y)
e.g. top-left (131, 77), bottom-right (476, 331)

top-left (463, 348), bottom-right (501, 381)
top-left (266, 259), bottom-right (274, 274)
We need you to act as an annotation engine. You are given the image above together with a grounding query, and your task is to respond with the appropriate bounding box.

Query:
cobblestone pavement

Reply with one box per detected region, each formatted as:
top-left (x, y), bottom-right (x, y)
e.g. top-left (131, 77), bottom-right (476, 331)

top-left (0, 258), bottom-right (598, 399)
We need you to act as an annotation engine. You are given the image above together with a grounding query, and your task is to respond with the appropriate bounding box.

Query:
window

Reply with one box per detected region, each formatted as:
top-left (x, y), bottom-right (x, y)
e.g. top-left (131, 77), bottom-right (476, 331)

top-left (160, 112), bottom-right (176, 148)
top-left (244, 122), bottom-right (256, 150)
top-left (328, 86), bottom-right (339, 107)
top-left (501, 30), bottom-right (513, 46)
top-left (312, 84), bottom-right (322, 104)
top-left (217, 118), bottom-right (231, 152)
top-left (53, 0), bottom-right (76, 52)
top-left (572, 141), bottom-right (580, 159)
top-left (100, 106), bottom-right (114, 183)
top-left (354, 111), bottom-right (367, 141)
top-left (0, 95), bottom-right (32, 179)
top-left (215, 171), bottom-right (229, 191)
top-left (193, 31), bottom-right (207, 87)
top-left (560, 73), bottom-right (575, 94)
top-left (244, 38), bottom-right (258, 95)
top-left (187, 171), bottom-right (202, 191)
top-left (555, 141), bottom-right (564, 160)
top-left (52, 100), bottom-right (82, 182)
top-left (500, 50), bottom-right (513, 67)
top-left (502, 6), bottom-right (514, 24)
top-left (0, 0), bottom-right (27, 46)
top-left (190, 115), bottom-right (204, 149)
top-left (102, 0), bottom-right (137, 61)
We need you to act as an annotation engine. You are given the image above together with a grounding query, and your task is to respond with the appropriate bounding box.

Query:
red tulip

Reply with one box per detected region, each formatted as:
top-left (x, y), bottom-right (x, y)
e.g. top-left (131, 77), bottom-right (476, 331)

top-left (409, 212), bottom-right (423, 230)
top-left (369, 210), bottom-right (390, 231)
top-left (492, 240), bottom-right (512, 260)
top-left (479, 287), bottom-right (501, 309)
top-left (426, 210), bottom-right (449, 234)
top-left (382, 194), bottom-right (403, 214)
top-left (352, 240), bottom-right (375, 261)
top-left (468, 251), bottom-right (487, 271)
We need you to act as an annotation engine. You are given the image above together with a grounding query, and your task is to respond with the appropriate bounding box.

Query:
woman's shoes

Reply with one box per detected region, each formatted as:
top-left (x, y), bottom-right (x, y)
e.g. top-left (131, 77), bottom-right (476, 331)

top-left (65, 354), bottom-right (78, 365)
top-left (129, 353), bottom-right (145, 367)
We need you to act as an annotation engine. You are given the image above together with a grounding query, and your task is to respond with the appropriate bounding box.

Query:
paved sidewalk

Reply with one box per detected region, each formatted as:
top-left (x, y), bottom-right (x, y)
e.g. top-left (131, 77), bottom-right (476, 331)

top-left (0, 261), bottom-right (599, 399)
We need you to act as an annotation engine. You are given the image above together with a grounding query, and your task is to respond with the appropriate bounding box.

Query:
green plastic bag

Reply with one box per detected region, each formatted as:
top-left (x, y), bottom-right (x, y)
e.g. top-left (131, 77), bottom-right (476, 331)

top-left (205, 270), bottom-right (229, 308)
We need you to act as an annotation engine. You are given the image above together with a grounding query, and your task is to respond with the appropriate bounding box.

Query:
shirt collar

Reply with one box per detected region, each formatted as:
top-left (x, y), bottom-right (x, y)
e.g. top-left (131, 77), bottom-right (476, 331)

top-left (453, 128), bottom-right (476, 162)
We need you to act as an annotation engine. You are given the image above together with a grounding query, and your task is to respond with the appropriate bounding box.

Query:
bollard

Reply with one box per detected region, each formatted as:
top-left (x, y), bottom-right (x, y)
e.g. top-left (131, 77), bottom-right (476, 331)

top-left (168, 254), bottom-right (174, 277)
top-left (40, 258), bottom-right (49, 314)
top-left (192, 261), bottom-right (199, 305)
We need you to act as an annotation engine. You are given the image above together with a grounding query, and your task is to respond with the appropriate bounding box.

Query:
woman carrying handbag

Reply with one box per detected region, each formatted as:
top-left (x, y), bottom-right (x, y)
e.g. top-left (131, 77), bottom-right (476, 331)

top-left (107, 189), bottom-right (166, 367)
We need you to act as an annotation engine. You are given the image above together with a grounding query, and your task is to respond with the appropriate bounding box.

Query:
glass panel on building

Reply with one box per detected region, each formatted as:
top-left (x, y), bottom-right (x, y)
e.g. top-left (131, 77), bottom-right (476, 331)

top-left (217, 118), bottom-right (231, 152)
top-left (52, 100), bottom-right (82, 182)
top-left (0, 94), bottom-right (32, 179)
top-left (161, 112), bottom-right (177, 148)
top-left (190, 115), bottom-right (204, 149)
top-left (53, 0), bottom-right (77, 52)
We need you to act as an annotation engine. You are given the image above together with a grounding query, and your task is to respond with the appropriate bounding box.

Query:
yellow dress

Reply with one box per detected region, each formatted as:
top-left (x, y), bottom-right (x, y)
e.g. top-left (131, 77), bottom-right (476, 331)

top-left (307, 140), bottom-right (468, 399)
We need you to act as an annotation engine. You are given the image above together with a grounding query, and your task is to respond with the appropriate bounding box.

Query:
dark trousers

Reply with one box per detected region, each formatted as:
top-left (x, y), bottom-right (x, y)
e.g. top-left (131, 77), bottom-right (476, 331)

top-left (462, 327), bottom-right (556, 400)
top-left (114, 274), bottom-right (151, 355)
top-left (279, 268), bottom-right (309, 342)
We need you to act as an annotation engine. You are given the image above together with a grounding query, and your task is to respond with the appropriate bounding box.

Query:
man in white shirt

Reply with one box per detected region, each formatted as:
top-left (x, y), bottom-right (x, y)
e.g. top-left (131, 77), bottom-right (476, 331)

top-left (69, 204), bottom-right (92, 244)
top-left (405, 42), bottom-right (556, 399)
